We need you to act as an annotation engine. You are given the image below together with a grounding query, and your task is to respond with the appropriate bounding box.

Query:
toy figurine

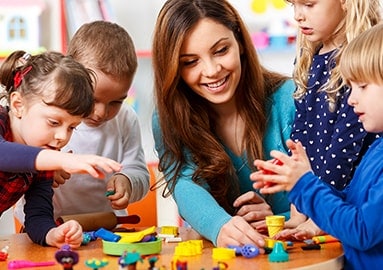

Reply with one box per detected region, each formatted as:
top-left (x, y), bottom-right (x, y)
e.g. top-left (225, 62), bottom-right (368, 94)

top-left (118, 251), bottom-right (143, 270)
top-left (147, 255), bottom-right (159, 270)
top-left (85, 258), bottom-right (109, 270)
top-left (55, 244), bottom-right (79, 270)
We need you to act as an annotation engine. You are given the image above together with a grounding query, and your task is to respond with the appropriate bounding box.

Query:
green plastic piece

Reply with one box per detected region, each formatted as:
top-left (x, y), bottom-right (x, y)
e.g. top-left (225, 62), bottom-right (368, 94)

top-left (268, 242), bottom-right (289, 262)
top-left (102, 238), bottom-right (162, 256)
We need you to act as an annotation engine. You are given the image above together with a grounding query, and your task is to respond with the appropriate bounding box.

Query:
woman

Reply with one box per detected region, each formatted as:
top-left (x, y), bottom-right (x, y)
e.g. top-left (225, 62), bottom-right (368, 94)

top-left (151, 0), bottom-right (295, 248)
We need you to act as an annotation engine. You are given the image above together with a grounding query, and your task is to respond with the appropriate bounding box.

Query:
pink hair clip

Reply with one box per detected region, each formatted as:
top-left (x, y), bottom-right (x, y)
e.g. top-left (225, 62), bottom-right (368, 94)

top-left (13, 66), bottom-right (32, 89)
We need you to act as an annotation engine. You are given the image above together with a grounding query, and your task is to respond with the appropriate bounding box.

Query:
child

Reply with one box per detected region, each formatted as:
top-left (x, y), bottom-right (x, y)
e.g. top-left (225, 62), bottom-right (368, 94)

top-left (282, 0), bottom-right (381, 239)
top-left (51, 21), bottom-right (149, 218)
top-left (0, 50), bottom-right (122, 248)
top-left (252, 23), bottom-right (383, 269)
top-left (151, 0), bottom-right (296, 248)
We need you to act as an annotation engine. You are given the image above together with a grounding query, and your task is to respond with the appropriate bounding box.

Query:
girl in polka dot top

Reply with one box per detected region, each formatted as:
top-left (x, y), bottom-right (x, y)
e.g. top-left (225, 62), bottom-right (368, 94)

top-left (277, 0), bottom-right (381, 240)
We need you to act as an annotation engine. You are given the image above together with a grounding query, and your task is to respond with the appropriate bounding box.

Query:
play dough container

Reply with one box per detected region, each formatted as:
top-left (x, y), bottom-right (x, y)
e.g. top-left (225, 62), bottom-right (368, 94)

top-left (102, 238), bottom-right (162, 256)
top-left (102, 226), bottom-right (162, 256)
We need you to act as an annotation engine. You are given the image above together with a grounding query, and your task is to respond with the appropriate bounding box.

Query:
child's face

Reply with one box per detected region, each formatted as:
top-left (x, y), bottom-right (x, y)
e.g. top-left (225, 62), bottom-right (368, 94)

top-left (83, 70), bottom-right (132, 128)
top-left (290, 0), bottom-right (345, 51)
top-left (179, 18), bottom-right (242, 107)
top-left (11, 97), bottom-right (82, 150)
top-left (348, 81), bottom-right (383, 133)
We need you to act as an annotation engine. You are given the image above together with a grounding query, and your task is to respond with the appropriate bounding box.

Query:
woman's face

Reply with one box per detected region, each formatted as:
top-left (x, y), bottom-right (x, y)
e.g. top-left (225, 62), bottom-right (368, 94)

top-left (179, 18), bottom-right (242, 106)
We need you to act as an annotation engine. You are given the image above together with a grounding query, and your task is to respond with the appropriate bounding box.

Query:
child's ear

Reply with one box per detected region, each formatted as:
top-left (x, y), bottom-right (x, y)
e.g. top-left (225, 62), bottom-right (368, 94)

top-left (9, 92), bottom-right (24, 118)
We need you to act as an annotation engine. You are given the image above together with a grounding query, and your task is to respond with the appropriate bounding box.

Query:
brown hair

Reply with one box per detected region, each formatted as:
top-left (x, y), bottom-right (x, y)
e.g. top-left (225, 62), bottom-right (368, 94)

top-left (152, 0), bottom-right (289, 212)
top-left (67, 20), bottom-right (137, 80)
top-left (0, 50), bottom-right (94, 117)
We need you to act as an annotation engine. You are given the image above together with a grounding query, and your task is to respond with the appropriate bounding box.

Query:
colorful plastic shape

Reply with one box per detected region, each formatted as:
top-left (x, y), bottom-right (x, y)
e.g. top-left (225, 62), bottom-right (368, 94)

top-left (227, 244), bottom-right (259, 258)
top-left (241, 244), bottom-right (259, 258)
top-left (268, 242), bottom-right (289, 262)
top-left (7, 260), bottom-right (55, 269)
top-left (0, 245), bottom-right (8, 261)
top-left (212, 248), bottom-right (236, 260)
top-left (160, 226), bottom-right (179, 236)
top-left (174, 240), bottom-right (203, 256)
top-left (95, 228), bottom-right (121, 242)
top-left (116, 226), bottom-right (156, 243)
top-left (85, 258), bottom-right (109, 270)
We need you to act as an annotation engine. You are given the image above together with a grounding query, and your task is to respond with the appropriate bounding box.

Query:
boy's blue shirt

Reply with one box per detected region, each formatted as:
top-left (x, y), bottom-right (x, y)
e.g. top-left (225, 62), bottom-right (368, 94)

top-left (152, 79), bottom-right (295, 245)
top-left (290, 138), bottom-right (383, 270)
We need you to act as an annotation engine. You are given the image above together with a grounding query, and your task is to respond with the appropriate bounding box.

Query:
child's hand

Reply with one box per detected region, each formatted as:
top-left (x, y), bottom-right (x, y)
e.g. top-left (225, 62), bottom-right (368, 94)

top-left (105, 174), bottom-right (132, 210)
top-left (45, 220), bottom-right (83, 249)
top-left (52, 170), bottom-right (71, 188)
top-left (60, 153), bottom-right (122, 179)
top-left (274, 218), bottom-right (324, 241)
top-left (251, 140), bottom-right (312, 193)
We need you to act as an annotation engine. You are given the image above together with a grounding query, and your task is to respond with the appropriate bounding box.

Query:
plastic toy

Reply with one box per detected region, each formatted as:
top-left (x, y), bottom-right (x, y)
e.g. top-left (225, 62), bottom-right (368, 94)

top-left (7, 260), bottom-right (55, 269)
top-left (159, 226), bottom-right (179, 237)
top-left (227, 244), bottom-right (259, 258)
top-left (240, 244), bottom-right (260, 258)
top-left (0, 245), bottom-right (9, 261)
top-left (85, 258), bottom-right (109, 270)
top-left (312, 235), bottom-right (338, 244)
top-left (55, 244), bottom-right (79, 270)
top-left (117, 226), bottom-right (157, 243)
top-left (147, 256), bottom-right (159, 270)
top-left (175, 259), bottom-right (187, 270)
top-left (268, 242), bottom-right (289, 262)
top-left (212, 261), bottom-right (229, 270)
top-left (102, 238), bottom-right (162, 256)
top-left (95, 227), bottom-right (122, 242)
top-left (263, 159), bottom-right (283, 187)
top-left (174, 240), bottom-right (203, 256)
top-left (212, 247), bottom-right (236, 260)
top-left (118, 251), bottom-right (143, 270)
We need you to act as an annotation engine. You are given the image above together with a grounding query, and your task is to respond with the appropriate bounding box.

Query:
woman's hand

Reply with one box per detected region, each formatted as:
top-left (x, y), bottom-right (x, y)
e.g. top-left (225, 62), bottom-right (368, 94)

top-left (217, 215), bottom-right (266, 252)
top-left (233, 191), bottom-right (272, 230)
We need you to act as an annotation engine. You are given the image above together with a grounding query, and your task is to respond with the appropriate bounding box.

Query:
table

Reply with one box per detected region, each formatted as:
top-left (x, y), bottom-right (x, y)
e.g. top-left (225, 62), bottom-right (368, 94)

top-left (0, 227), bottom-right (343, 270)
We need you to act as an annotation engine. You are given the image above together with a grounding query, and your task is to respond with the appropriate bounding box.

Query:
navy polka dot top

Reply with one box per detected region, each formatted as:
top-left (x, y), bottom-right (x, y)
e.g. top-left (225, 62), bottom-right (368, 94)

top-left (291, 49), bottom-right (379, 190)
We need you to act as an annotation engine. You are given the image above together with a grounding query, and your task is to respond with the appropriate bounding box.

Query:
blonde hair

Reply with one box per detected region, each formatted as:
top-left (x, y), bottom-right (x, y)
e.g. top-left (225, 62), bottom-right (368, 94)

top-left (340, 23), bottom-right (383, 86)
top-left (293, 0), bottom-right (381, 111)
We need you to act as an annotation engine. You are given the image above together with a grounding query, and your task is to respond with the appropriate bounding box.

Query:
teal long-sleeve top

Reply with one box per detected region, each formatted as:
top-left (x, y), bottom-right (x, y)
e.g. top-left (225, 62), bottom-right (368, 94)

top-left (152, 80), bottom-right (296, 245)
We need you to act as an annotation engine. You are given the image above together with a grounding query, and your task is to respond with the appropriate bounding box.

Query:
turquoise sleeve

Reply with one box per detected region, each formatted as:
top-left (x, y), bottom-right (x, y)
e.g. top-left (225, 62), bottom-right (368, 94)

top-left (152, 112), bottom-right (231, 245)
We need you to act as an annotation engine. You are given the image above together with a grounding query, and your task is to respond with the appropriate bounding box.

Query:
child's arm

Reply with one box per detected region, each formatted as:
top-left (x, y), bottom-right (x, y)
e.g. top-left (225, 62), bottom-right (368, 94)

top-left (115, 105), bottom-right (150, 203)
top-left (35, 150), bottom-right (122, 178)
top-left (23, 175), bottom-right (83, 248)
